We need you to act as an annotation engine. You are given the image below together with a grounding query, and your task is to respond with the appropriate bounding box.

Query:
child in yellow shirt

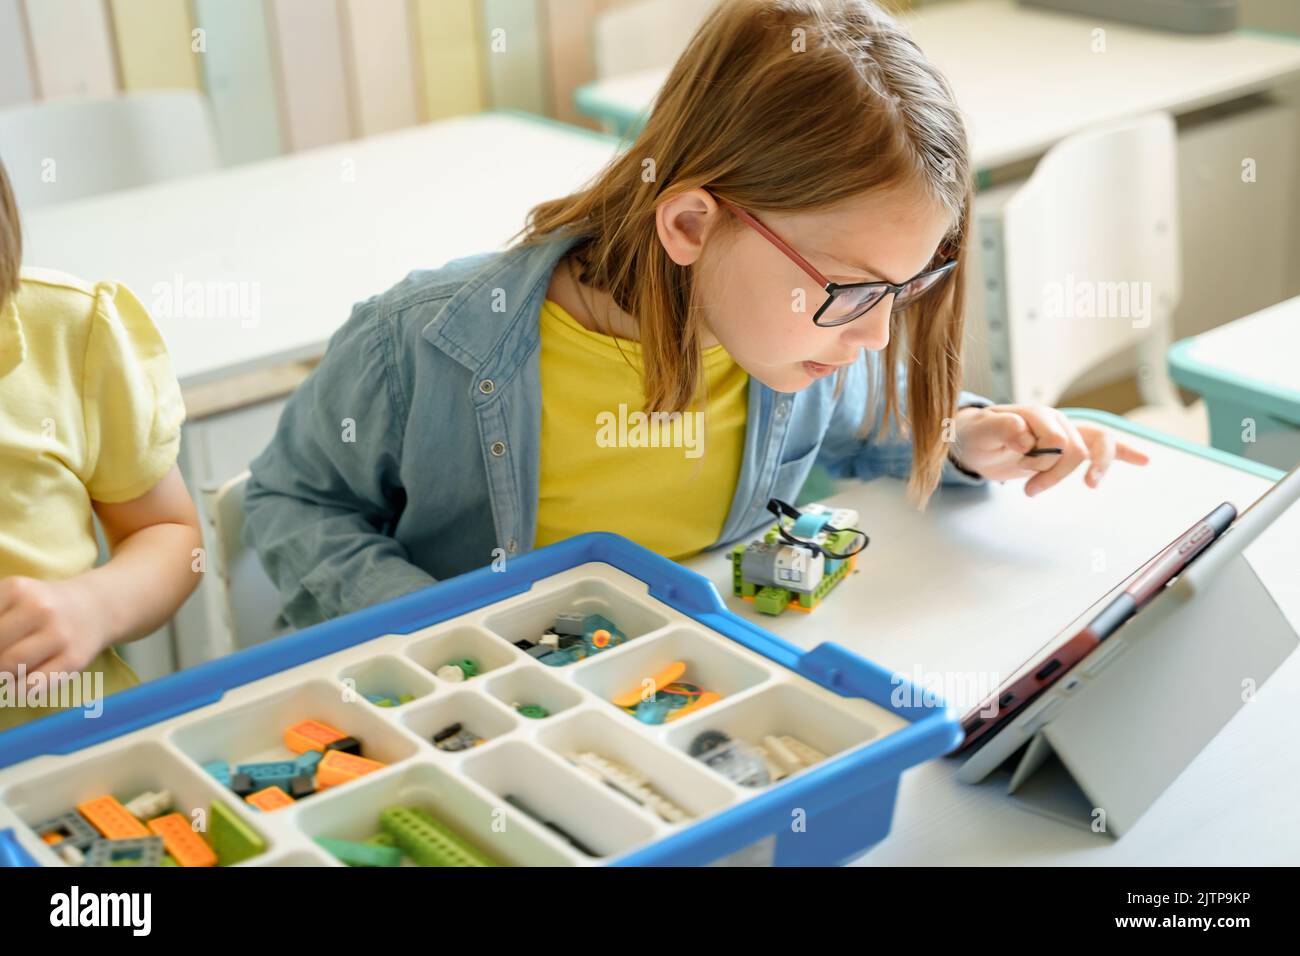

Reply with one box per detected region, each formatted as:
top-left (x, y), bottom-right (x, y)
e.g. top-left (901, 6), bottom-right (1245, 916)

top-left (0, 160), bottom-right (203, 732)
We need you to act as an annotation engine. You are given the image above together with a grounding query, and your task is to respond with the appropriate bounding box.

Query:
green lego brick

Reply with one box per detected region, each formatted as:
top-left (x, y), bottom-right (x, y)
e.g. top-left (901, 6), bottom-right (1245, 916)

top-left (798, 590), bottom-right (815, 609)
top-left (365, 831), bottom-right (397, 847)
top-left (755, 586), bottom-right (789, 616)
top-left (316, 837), bottom-right (402, 867)
top-left (208, 799), bottom-right (266, 866)
top-left (379, 806), bottom-right (496, 867)
top-left (826, 529), bottom-right (857, 553)
top-left (161, 854), bottom-right (178, 867)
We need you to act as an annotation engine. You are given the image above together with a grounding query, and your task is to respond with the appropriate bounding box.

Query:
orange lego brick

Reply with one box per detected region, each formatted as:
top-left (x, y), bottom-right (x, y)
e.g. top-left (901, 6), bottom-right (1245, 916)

top-left (284, 719), bottom-right (347, 754)
top-left (244, 787), bottom-right (295, 812)
top-left (77, 795), bottom-right (149, 840)
top-left (41, 832), bottom-right (64, 845)
top-left (316, 749), bottom-right (386, 789)
top-left (147, 813), bottom-right (217, 867)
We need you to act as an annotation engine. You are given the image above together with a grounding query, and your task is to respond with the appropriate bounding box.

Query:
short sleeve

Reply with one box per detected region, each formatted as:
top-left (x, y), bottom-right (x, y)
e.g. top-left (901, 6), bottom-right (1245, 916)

top-left (81, 282), bottom-right (186, 503)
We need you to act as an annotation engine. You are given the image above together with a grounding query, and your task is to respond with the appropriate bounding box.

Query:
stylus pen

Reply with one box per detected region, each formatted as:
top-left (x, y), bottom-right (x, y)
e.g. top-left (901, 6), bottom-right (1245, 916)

top-left (1024, 447), bottom-right (1063, 457)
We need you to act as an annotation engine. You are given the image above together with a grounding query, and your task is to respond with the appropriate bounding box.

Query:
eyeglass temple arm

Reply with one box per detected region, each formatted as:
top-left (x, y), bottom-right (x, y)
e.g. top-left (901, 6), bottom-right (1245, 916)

top-left (715, 196), bottom-right (832, 290)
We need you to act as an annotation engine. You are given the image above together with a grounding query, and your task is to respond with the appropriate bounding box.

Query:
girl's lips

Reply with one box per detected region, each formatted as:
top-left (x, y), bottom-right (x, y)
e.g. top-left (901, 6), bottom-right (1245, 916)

top-left (803, 360), bottom-right (845, 379)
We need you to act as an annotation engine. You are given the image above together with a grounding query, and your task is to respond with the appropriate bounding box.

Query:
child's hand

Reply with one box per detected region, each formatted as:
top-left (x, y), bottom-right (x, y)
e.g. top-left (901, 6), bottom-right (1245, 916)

top-left (952, 403), bottom-right (1150, 496)
top-left (0, 576), bottom-right (111, 684)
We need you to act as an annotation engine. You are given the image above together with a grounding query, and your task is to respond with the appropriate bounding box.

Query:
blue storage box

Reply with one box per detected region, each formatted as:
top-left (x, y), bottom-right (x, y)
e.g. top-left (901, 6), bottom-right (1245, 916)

top-left (0, 532), bottom-right (961, 867)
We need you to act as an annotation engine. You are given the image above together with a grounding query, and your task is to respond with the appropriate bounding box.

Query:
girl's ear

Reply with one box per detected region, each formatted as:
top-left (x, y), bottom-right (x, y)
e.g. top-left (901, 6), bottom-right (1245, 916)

top-left (655, 188), bottom-right (722, 267)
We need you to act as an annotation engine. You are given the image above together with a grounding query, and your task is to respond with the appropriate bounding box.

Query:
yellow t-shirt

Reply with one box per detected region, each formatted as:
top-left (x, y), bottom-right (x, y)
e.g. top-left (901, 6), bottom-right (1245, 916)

top-left (0, 268), bottom-right (185, 732)
top-left (534, 298), bottom-right (749, 561)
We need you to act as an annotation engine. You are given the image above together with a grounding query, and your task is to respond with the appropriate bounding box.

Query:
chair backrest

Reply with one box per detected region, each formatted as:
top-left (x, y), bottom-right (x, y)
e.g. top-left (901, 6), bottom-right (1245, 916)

top-left (993, 112), bottom-right (1183, 408)
top-left (200, 471), bottom-right (286, 652)
top-left (593, 0), bottom-right (716, 79)
top-left (0, 90), bottom-right (221, 212)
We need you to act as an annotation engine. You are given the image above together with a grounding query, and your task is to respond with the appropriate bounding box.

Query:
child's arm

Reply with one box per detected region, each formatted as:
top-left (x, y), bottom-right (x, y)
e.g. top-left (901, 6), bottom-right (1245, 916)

top-left (0, 466), bottom-right (202, 681)
top-left (243, 296), bottom-right (435, 629)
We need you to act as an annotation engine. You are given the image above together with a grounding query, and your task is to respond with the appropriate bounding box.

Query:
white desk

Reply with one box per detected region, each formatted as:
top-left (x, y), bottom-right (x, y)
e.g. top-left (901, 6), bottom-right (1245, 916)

top-left (576, 0), bottom-right (1300, 174)
top-left (23, 111), bottom-right (622, 391)
top-left (683, 411), bottom-right (1300, 863)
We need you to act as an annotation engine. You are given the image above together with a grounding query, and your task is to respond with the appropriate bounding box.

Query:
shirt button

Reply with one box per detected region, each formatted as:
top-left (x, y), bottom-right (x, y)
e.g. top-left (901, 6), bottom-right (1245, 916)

top-left (507, 538), bottom-right (518, 553)
top-left (774, 401), bottom-right (789, 420)
top-left (490, 440), bottom-right (506, 457)
top-left (478, 378), bottom-right (495, 395)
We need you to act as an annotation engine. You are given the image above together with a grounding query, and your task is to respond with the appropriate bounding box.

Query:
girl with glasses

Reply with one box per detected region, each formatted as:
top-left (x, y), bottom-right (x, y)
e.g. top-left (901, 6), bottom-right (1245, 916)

top-left (246, 0), bottom-right (1148, 629)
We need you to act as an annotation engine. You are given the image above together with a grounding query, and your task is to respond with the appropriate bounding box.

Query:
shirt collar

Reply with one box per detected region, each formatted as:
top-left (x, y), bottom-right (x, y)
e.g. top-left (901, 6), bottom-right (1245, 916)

top-left (0, 293), bottom-right (24, 378)
top-left (420, 231), bottom-right (585, 375)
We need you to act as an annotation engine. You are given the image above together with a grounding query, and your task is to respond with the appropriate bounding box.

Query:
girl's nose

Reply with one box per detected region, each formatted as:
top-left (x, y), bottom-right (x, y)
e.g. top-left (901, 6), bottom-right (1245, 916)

top-left (842, 298), bottom-right (893, 352)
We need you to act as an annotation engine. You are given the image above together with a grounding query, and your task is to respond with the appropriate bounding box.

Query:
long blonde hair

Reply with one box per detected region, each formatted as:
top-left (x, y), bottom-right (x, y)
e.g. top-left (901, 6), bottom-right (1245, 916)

top-left (515, 0), bottom-right (972, 508)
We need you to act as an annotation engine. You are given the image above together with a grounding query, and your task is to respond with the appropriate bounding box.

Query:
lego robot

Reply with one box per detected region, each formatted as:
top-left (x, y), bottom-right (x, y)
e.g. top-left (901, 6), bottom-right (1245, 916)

top-left (731, 499), bottom-right (867, 616)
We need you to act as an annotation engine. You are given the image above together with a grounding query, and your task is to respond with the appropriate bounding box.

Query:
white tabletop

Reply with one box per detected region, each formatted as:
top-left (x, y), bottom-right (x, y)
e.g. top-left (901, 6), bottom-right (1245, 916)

top-left (578, 0), bottom-right (1300, 172)
top-left (1179, 295), bottom-right (1300, 397)
top-left (682, 416), bottom-right (1300, 864)
top-left (22, 112), bottom-right (622, 389)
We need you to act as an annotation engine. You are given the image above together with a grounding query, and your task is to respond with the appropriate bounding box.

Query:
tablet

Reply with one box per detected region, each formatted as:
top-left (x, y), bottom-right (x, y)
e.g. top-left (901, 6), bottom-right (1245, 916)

top-left (955, 460), bottom-right (1300, 784)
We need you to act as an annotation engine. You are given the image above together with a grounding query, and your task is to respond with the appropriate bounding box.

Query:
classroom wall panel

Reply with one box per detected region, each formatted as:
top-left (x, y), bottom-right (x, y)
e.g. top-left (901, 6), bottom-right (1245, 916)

top-left (192, 0), bottom-right (282, 165)
top-left (412, 0), bottom-right (486, 120)
top-left (268, 0), bottom-right (353, 151)
top-left (339, 0), bottom-right (420, 137)
top-left (543, 0), bottom-right (609, 128)
top-left (107, 0), bottom-right (202, 92)
top-left (480, 0), bottom-right (550, 114)
top-left (22, 0), bottom-right (118, 99)
top-left (0, 0), bottom-right (37, 106)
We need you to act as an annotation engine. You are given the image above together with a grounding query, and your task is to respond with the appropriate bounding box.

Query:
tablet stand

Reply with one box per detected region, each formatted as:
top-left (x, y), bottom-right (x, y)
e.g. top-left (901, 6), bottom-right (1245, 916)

top-left (999, 543), bottom-right (1297, 837)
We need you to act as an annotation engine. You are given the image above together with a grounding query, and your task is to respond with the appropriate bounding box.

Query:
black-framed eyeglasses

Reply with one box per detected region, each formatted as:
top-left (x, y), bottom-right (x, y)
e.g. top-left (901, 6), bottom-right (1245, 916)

top-left (713, 193), bottom-right (958, 327)
top-left (766, 499), bottom-right (869, 560)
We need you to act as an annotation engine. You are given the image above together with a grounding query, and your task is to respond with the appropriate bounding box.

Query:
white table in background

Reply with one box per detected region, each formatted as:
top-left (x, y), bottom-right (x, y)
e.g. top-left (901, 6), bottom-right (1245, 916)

top-left (684, 410), bottom-right (1300, 864)
top-left (24, 111), bottom-right (621, 391)
top-left (577, 0), bottom-right (1300, 175)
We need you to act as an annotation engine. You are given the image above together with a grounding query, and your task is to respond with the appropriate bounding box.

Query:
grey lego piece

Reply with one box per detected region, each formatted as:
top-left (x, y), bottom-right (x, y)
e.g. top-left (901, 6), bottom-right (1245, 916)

top-left (33, 811), bottom-right (99, 851)
top-left (741, 541), bottom-right (780, 589)
top-left (84, 836), bottom-right (166, 867)
top-left (552, 610), bottom-right (587, 636)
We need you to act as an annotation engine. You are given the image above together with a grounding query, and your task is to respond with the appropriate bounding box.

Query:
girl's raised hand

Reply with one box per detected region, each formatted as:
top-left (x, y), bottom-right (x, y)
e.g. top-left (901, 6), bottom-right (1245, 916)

top-left (951, 403), bottom-right (1151, 496)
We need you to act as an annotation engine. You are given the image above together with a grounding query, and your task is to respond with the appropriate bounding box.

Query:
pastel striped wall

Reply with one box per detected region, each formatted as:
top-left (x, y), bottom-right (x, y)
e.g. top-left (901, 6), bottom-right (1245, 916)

top-left (412, 0), bottom-right (486, 120)
top-left (543, 0), bottom-right (615, 128)
top-left (340, 0), bottom-right (420, 136)
top-left (192, 0), bottom-right (283, 164)
top-left (22, 0), bottom-right (117, 99)
top-left (267, 0), bottom-right (352, 151)
top-left (0, 0), bottom-right (37, 107)
top-left (480, 0), bottom-right (550, 115)
top-left (4, 0), bottom-right (752, 165)
top-left (107, 0), bottom-right (201, 92)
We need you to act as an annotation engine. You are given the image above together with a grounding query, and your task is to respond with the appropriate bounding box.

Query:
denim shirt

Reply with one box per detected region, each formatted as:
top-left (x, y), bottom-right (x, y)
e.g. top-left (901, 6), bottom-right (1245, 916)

top-left (245, 231), bottom-right (990, 628)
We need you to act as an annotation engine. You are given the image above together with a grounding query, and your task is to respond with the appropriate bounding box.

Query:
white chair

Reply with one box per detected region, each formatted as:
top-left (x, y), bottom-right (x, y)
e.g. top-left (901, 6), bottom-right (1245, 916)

top-left (593, 0), bottom-right (716, 79)
top-left (0, 90), bottom-right (220, 212)
top-left (200, 471), bottom-right (286, 652)
top-left (971, 112), bottom-right (1207, 442)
